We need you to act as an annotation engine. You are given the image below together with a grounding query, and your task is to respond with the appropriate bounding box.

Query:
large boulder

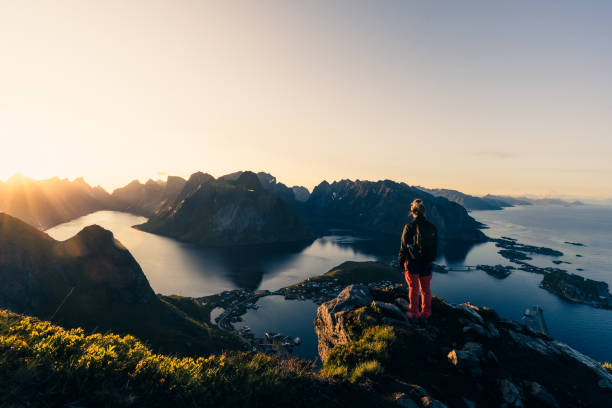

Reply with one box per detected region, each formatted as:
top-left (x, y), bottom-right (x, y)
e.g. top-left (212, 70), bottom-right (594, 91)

top-left (315, 284), bottom-right (373, 361)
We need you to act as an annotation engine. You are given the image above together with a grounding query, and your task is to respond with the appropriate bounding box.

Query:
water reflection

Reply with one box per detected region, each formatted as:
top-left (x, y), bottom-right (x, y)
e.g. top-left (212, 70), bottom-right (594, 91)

top-left (46, 211), bottom-right (375, 296)
top-left (326, 230), bottom-right (481, 265)
top-left (46, 211), bottom-right (483, 296)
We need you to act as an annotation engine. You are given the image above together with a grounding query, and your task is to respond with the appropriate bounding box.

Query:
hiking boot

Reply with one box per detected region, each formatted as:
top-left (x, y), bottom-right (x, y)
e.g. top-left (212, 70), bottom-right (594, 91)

top-left (405, 311), bottom-right (421, 318)
top-left (420, 311), bottom-right (432, 319)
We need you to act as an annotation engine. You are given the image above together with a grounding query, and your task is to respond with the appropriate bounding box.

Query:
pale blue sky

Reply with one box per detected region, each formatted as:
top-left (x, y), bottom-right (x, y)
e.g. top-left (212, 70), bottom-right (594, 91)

top-left (1, 1), bottom-right (611, 197)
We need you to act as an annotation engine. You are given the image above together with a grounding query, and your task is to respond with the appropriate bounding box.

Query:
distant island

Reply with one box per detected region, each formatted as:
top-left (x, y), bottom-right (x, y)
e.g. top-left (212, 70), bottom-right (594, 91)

top-left (418, 186), bottom-right (585, 211)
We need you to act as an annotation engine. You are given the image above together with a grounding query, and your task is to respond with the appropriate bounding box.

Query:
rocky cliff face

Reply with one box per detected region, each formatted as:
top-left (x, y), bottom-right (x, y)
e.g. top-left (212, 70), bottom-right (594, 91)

top-left (112, 176), bottom-right (187, 217)
top-left (0, 213), bottom-right (238, 355)
top-left (136, 171), bottom-right (314, 246)
top-left (315, 284), bottom-right (612, 407)
top-left (308, 179), bottom-right (486, 242)
top-left (0, 174), bottom-right (116, 229)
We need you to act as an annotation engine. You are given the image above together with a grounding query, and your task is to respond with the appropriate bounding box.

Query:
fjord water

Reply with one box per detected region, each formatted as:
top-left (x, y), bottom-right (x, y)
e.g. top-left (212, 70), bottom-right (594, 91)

top-left (46, 211), bottom-right (375, 296)
top-left (46, 206), bottom-right (612, 361)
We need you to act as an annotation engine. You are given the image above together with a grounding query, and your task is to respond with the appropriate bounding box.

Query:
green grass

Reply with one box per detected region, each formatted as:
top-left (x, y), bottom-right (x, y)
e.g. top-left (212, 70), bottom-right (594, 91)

top-left (323, 321), bottom-right (396, 383)
top-left (0, 309), bottom-right (342, 407)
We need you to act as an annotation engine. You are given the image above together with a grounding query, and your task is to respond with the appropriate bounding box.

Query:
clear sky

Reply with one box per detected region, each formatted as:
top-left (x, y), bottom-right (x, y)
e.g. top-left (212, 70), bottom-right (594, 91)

top-left (1, 1), bottom-right (611, 198)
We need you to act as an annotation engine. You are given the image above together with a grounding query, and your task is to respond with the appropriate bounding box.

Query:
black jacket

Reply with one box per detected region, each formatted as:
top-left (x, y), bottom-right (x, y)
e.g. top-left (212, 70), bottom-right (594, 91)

top-left (398, 215), bottom-right (438, 276)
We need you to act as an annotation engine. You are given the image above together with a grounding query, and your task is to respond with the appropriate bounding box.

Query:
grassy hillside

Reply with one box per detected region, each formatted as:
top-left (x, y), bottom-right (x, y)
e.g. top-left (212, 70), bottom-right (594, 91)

top-left (0, 309), bottom-right (389, 408)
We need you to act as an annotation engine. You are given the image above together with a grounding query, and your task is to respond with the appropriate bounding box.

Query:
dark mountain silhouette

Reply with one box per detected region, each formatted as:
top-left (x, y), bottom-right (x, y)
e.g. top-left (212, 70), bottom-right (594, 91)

top-left (292, 185), bottom-right (310, 202)
top-left (136, 171), bottom-right (315, 246)
top-left (220, 170), bottom-right (306, 204)
top-left (0, 213), bottom-right (239, 355)
top-left (308, 179), bottom-right (486, 242)
top-left (112, 176), bottom-right (186, 216)
top-left (0, 174), bottom-right (116, 229)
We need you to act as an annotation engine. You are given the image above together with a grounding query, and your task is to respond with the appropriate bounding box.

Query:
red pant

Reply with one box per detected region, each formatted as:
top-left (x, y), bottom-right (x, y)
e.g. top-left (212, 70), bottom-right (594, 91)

top-left (404, 263), bottom-right (432, 316)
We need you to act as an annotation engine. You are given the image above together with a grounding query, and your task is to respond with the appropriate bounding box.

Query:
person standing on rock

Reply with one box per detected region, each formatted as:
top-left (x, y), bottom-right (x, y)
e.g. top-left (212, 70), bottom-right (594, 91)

top-left (398, 199), bottom-right (438, 318)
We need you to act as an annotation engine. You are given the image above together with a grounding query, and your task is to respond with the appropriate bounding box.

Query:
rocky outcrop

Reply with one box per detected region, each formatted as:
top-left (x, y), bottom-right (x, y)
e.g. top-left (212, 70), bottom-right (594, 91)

top-left (315, 284), bottom-right (612, 407)
top-left (315, 284), bottom-right (374, 361)
top-left (307, 179), bottom-right (486, 242)
top-left (541, 271), bottom-right (612, 309)
top-left (0, 213), bottom-right (239, 355)
top-left (112, 176), bottom-right (186, 217)
top-left (0, 174), bottom-right (117, 229)
top-left (136, 171), bottom-right (314, 246)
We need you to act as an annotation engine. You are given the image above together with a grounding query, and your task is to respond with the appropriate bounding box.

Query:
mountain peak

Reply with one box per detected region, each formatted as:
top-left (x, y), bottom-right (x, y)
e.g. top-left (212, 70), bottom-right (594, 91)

top-left (6, 173), bottom-right (30, 184)
top-left (61, 224), bottom-right (125, 257)
top-left (232, 171), bottom-right (262, 190)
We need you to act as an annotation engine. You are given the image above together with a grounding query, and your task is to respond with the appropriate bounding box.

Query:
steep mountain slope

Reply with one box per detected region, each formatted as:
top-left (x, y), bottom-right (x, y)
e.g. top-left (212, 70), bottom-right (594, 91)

top-left (308, 179), bottom-right (486, 242)
top-left (0, 213), bottom-right (239, 355)
top-left (136, 171), bottom-right (314, 246)
top-left (112, 176), bottom-right (186, 216)
top-left (0, 174), bottom-right (116, 229)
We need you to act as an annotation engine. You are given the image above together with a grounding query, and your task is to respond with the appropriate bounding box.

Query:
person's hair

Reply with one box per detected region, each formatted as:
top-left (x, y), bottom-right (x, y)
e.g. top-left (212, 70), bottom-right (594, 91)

top-left (411, 198), bottom-right (425, 216)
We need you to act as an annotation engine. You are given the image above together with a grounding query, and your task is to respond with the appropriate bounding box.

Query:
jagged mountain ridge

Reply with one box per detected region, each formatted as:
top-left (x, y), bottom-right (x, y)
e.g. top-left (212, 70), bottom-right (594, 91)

top-left (111, 175), bottom-right (187, 216)
top-left (2, 171), bottom-right (487, 246)
top-left (136, 171), bottom-right (315, 246)
top-left (220, 170), bottom-right (309, 204)
top-left (0, 174), bottom-right (117, 229)
top-left (308, 179), bottom-right (486, 242)
top-left (0, 212), bottom-right (238, 355)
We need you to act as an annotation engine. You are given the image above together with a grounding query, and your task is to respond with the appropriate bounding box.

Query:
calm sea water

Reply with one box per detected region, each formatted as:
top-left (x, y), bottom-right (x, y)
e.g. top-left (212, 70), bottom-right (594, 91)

top-left (46, 206), bottom-right (612, 361)
top-left (46, 211), bottom-right (375, 296)
top-left (235, 296), bottom-right (320, 361)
